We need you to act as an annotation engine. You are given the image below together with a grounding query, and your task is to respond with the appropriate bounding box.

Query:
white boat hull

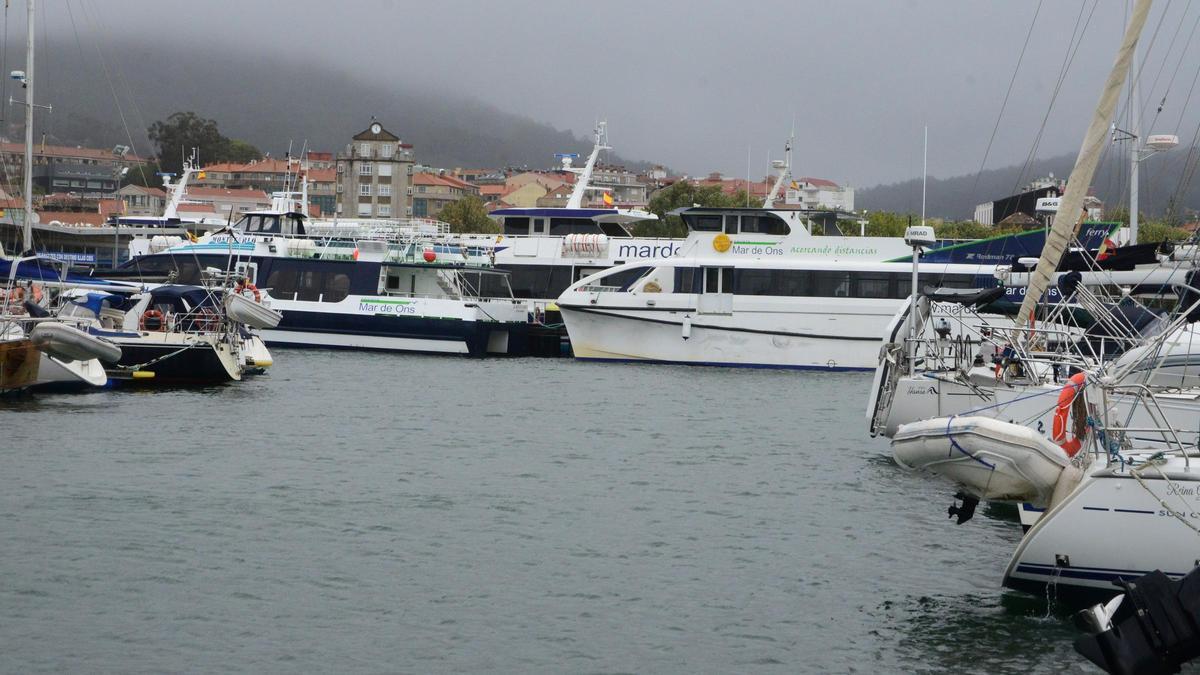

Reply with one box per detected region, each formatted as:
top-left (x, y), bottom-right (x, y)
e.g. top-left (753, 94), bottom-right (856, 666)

top-left (32, 354), bottom-right (107, 389)
top-left (559, 303), bottom-right (890, 370)
top-left (1003, 460), bottom-right (1200, 601)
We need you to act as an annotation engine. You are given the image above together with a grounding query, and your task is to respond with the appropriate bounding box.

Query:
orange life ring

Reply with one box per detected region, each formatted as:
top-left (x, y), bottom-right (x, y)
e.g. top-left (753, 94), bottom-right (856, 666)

top-left (1051, 372), bottom-right (1087, 456)
top-left (236, 281), bottom-right (262, 303)
top-left (141, 309), bottom-right (166, 331)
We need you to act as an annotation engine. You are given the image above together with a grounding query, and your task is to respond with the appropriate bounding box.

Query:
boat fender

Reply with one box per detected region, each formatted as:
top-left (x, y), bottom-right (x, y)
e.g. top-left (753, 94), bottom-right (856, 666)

top-left (236, 280), bottom-right (262, 303)
top-left (681, 315), bottom-right (692, 340)
top-left (1051, 372), bottom-right (1087, 456)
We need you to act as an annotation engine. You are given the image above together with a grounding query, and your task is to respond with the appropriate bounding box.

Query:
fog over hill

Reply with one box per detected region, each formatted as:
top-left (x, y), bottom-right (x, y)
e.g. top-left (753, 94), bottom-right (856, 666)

top-left (4, 37), bottom-right (653, 172)
top-left (858, 149), bottom-right (1200, 221)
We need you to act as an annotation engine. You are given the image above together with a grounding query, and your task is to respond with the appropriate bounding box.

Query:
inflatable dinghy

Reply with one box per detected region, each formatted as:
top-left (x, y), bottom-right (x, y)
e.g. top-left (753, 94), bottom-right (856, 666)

top-left (224, 293), bottom-right (282, 329)
top-left (29, 322), bottom-right (122, 363)
top-left (892, 416), bottom-right (1072, 506)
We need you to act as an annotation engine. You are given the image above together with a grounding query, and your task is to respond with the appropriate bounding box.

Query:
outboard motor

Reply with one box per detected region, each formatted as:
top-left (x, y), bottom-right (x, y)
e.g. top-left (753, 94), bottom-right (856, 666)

top-left (1074, 566), bottom-right (1200, 674)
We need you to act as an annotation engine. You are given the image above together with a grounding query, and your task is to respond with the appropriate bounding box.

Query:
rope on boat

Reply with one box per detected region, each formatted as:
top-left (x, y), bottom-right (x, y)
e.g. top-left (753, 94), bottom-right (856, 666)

top-left (118, 341), bottom-right (200, 373)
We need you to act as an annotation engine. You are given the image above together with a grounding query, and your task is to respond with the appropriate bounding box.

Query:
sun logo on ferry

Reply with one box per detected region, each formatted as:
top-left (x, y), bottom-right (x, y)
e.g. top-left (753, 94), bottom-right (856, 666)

top-left (713, 233), bottom-right (732, 252)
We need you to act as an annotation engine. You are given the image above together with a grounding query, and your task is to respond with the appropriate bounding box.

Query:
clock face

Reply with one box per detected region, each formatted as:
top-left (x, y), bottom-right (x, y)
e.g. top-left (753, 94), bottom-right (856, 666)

top-left (370, 123), bottom-right (382, 134)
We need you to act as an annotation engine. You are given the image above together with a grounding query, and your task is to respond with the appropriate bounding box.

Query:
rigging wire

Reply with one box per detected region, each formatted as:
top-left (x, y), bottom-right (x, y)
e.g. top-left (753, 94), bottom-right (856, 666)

top-left (968, 0), bottom-right (1044, 205)
top-left (1011, 0), bottom-right (1098, 197)
top-left (73, 0), bottom-right (149, 188)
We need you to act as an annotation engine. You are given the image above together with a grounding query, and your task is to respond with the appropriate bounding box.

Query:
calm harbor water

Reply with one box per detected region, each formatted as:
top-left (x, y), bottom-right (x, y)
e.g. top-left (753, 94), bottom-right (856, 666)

top-left (3, 352), bottom-right (1103, 673)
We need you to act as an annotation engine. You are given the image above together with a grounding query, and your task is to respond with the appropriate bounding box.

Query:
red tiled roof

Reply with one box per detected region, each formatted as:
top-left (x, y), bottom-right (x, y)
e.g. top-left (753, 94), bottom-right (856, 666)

top-left (796, 176), bottom-right (839, 188)
top-left (177, 203), bottom-right (217, 213)
top-left (479, 184), bottom-right (509, 196)
top-left (305, 168), bottom-right (336, 182)
top-left (186, 186), bottom-right (269, 200)
top-left (99, 199), bottom-right (124, 216)
top-left (36, 211), bottom-right (106, 226)
top-left (0, 142), bottom-right (143, 163)
top-left (413, 173), bottom-right (477, 189)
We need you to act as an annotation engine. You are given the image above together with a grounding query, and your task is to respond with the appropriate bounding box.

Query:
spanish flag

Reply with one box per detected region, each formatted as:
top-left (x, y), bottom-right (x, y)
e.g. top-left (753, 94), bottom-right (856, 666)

top-left (790, 181), bottom-right (799, 190)
top-left (602, 192), bottom-right (614, 206)
top-left (197, 171), bottom-right (207, 180)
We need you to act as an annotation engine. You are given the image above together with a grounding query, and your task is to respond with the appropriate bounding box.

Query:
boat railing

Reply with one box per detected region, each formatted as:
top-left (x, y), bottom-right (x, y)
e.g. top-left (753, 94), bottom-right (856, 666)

top-left (1097, 383), bottom-right (1195, 466)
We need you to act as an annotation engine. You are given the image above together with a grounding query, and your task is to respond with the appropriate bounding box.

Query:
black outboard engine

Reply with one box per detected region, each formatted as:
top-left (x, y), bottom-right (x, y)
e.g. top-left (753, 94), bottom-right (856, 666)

top-left (1073, 566), bottom-right (1200, 674)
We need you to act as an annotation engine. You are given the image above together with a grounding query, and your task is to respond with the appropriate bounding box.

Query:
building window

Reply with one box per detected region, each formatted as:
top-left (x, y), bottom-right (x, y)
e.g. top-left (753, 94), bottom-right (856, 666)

top-left (378, 164), bottom-right (392, 177)
top-left (359, 162), bottom-right (372, 176)
top-left (380, 144), bottom-right (394, 158)
top-left (357, 203), bottom-right (372, 216)
top-left (359, 184), bottom-right (372, 196)
top-left (379, 204), bottom-right (392, 217)
top-left (379, 185), bottom-right (392, 197)
top-left (337, 183), bottom-right (343, 193)
top-left (359, 142), bottom-right (371, 157)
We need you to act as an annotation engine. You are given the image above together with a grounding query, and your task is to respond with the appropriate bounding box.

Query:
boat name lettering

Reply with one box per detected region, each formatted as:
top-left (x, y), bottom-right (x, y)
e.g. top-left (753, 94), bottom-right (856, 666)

top-left (1165, 484), bottom-right (1197, 496)
top-left (732, 245), bottom-right (783, 255)
top-left (359, 299), bottom-right (417, 314)
top-left (616, 243), bottom-right (682, 259)
top-left (1158, 509), bottom-right (1200, 519)
top-left (905, 385), bottom-right (936, 395)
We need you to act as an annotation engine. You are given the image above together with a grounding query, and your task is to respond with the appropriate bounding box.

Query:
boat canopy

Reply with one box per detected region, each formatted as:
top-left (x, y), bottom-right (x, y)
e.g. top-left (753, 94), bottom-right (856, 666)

top-left (922, 285), bottom-right (1006, 308)
top-left (146, 285), bottom-right (217, 311)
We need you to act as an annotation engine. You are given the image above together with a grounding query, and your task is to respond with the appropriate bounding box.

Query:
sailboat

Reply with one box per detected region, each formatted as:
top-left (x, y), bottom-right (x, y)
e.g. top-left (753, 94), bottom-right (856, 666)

top-left (885, 0), bottom-right (1200, 602)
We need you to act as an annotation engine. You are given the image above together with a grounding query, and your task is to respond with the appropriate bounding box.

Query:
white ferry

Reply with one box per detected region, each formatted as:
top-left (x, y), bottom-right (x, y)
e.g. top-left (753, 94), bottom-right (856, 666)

top-left (555, 221), bottom-right (1001, 370)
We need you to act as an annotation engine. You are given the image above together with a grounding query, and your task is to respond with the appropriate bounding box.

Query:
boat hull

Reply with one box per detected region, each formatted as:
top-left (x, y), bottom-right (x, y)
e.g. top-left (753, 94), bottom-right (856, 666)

top-left (0, 338), bottom-right (40, 393)
top-left (559, 304), bottom-right (884, 370)
top-left (1003, 464), bottom-right (1200, 604)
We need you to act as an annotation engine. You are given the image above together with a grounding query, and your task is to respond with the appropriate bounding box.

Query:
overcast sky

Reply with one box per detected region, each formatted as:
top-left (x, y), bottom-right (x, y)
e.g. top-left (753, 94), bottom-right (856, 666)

top-left (28, 0), bottom-right (1200, 186)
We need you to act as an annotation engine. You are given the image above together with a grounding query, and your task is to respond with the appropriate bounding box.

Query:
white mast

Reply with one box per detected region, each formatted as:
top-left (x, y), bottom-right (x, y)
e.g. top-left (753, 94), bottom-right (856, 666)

top-left (763, 133), bottom-right (793, 208)
top-left (1015, 0), bottom-right (1153, 330)
top-left (161, 150), bottom-right (199, 220)
top-left (564, 122), bottom-right (610, 209)
top-left (21, 0), bottom-right (35, 253)
top-left (1129, 26), bottom-right (1142, 244)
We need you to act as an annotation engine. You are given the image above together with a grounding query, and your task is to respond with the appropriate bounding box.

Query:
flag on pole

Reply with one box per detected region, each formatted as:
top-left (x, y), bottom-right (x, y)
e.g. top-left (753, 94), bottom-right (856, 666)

top-left (602, 192), bottom-right (614, 206)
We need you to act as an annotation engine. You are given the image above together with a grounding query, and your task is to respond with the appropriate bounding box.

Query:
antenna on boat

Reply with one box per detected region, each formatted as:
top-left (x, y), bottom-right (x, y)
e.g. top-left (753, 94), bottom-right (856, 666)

top-left (764, 127), bottom-right (794, 208)
top-left (564, 121), bottom-right (610, 209)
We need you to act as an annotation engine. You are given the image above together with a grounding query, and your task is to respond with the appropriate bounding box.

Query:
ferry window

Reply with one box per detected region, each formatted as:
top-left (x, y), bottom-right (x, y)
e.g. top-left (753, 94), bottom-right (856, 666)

top-left (855, 273), bottom-right (891, 299)
top-left (723, 215), bottom-right (739, 234)
top-left (703, 267), bottom-right (733, 293)
top-left (266, 268), bottom-right (300, 298)
top-left (508, 265), bottom-right (571, 298)
top-left (675, 267), bottom-right (697, 293)
top-left (297, 271), bottom-right (322, 302)
top-left (502, 217), bottom-right (529, 235)
top-left (689, 214), bottom-right (723, 232)
top-left (814, 271), bottom-right (851, 297)
top-left (740, 213), bottom-right (789, 236)
top-left (893, 273), bottom-right (913, 298)
top-left (323, 274), bottom-right (350, 302)
top-left (775, 270), bottom-right (811, 296)
top-left (735, 269), bottom-right (773, 295)
top-left (598, 266), bottom-right (651, 290)
top-left (549, 218), bottom-right (600, 235)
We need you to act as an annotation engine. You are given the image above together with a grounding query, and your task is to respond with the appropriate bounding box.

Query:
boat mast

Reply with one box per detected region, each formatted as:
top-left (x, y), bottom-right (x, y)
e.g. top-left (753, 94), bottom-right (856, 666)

top-left (21, 0), bottom-right (35, 254)
top-left (1015, 0), bottom-right (1153, 330)
top-left (1129, 27), bottom-right (1142, 244)
top-left (764, 133), bottom-right (793, 208)
top-left (565, 122), bottom-right (610, 209)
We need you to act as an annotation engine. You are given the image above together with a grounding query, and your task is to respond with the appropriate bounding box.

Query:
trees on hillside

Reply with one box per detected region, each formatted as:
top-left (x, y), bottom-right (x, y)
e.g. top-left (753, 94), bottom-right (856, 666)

top-left (147, 112), bottom-right (262, 175)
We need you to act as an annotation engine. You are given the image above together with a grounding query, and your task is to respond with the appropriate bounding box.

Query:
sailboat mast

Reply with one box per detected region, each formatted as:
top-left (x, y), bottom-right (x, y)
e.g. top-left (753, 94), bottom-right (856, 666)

top-left (1014, 0), bottom-right (1153, 330)
top-left (21, 0), bottom-right (35, 253)
top-left (1129, 34), bottom-right (1141, 244)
